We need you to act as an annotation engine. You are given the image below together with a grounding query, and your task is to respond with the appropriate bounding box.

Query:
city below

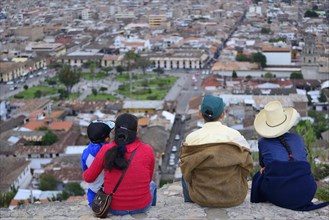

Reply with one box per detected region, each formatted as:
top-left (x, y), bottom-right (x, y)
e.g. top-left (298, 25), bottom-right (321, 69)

top-left (0, 0), bottom-right (328, 211)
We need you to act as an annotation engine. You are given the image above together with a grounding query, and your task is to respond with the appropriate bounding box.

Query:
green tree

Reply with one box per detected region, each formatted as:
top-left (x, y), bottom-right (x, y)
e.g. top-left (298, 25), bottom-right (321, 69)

top-left (64, 183), bottom-right (85, 196)
top-left (82, 60), bottom-right (98, 69)
top-left (318, 90), bottom-right (327, 102)
top-left (58, 88), bottom-right (69, 99)
top-left (236, 53), bottom-right (250, 62)
top-left (42, 130), bottom-right (58, 145)
top-left (124, 51), bottom-right (140, 71)
top-left (57, 65), bottom-right (81, 95)
top-left (304, 10), bottom-right (319, 17)
top-left (101, 66), bottom-right (112, 75)
top-left (296, 120), bottom-right (317, 174)
top-left (136, 57), bottom-right (152, 74)
top-left (47, 79), bottom-right (57, 86)
top-left (39, 174), bottom-right (57, 190)
top-left (290, 71), bottom-right (304, 79)
top-left (308, 110), bottom-right (329, 138)
top-left (57, 191), bottom-right (70, 201)
top-left (34, 90), bottom-right (42, 98)
top-left (261, 27), bottom-right (271, 34)
top-left (99, 87), bottom-right (107, 92)
top-left (23, 85), bottom-right (28, 90)
top-left (264, 72), bottom-right (273, 78)
top-left (92, 88), bottom-right (98, 96)
top-left (116, 65), bottom-right (125, 74)
top-left (48, 62), bottom-right (63, 69)
top-left (269, 37), bottom-right (287, 43)
top-left (246, 75), bottom-right (252, 80)
top-left (232, 70), bottom-right (237, 78)
top-left (252, 52), bottom-right (267, 68)
top-left (153, 67), bottom-right (164, 76)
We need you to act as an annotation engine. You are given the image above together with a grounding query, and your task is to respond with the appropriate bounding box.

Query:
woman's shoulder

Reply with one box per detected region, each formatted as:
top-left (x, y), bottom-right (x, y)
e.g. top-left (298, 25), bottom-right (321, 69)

top-left (137, 140), bottom-right (154, 152)
top-left (284, 132), bottom-right (303, 140)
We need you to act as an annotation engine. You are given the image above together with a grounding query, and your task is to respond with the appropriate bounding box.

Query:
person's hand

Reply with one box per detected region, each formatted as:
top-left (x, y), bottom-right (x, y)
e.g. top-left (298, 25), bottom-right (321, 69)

top-left (260, 167), bottom-right (265, 174)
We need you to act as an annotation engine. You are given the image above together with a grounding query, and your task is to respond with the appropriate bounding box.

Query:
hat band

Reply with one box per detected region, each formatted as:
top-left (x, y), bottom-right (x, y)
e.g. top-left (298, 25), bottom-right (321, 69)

top-left (266, 114), bottom-right (287, 128)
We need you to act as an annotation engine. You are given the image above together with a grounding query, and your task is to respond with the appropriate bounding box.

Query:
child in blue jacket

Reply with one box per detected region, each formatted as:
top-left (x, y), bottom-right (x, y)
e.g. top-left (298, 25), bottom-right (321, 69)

top-left (81, 120), bottom-right (115, 207)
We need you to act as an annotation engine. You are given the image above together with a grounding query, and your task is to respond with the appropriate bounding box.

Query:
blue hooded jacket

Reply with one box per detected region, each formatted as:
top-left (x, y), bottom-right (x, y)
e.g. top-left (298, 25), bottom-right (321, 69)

top-left (81, 141), bottom-right (106, 207)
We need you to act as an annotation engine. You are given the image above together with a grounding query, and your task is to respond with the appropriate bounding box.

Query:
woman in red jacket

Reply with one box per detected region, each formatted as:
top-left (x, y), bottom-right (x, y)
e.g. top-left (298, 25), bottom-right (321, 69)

top-left (83, 113), bottom-right (156, 216)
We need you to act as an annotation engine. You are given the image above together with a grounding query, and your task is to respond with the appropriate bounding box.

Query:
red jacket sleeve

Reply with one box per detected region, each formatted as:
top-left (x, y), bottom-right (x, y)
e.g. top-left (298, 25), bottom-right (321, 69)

top-left (83, 143), bottom-right (109, 183)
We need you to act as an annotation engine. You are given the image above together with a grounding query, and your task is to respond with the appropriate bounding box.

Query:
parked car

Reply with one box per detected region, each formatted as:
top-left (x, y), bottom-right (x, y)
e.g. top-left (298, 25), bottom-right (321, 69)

top-left (174, 134), bottom-right (180, 141)
top-left (172, 146), bottom-right (177, 152)
top-left (169, 158), bottom-right (175, 166)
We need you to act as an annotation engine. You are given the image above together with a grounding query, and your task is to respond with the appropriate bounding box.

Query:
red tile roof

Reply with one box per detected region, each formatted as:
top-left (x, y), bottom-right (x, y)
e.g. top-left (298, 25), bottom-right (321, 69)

top-left (49, 121), bottom-right (73, 132)
top-left (24, 121), bottom-right (47, 130)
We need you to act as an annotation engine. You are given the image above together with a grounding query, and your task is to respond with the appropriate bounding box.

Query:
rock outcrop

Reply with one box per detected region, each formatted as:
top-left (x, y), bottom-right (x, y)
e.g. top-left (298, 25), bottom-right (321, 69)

top-left (1, 181), bottom-right (328, 219)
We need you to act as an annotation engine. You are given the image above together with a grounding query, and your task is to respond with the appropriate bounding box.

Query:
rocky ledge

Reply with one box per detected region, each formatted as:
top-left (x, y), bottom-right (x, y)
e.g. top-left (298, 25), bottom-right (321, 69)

top-left (1, 181), bottom-right (328, 220)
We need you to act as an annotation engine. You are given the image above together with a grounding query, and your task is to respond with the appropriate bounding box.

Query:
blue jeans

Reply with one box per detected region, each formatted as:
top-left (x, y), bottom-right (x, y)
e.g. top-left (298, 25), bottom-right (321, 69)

top-left (181, 176), bottom-right (193, 203)
top-left (109, 181), bottom-right (157, 216)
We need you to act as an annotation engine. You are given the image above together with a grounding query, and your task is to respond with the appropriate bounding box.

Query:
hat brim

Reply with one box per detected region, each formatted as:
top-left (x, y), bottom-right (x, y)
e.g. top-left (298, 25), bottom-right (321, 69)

top-left (254, 108), bottom-right (299, 138)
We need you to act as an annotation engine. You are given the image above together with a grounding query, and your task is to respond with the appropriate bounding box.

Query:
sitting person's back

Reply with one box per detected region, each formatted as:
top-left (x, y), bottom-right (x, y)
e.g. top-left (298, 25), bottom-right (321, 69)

top-left (251, 100), bottom-right (329, 211)
top-left (83, 113), bottom-right (157, 216)
top-left (180, 94), bottom-right (253, 207)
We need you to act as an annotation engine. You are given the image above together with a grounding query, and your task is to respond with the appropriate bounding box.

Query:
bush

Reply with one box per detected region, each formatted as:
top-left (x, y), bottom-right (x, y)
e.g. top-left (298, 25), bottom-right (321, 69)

top-left (99, 87), bottom-right (107, 92)
top-left (147, 95), bottom-right (158, 100)
top-left (64, 182), bottom-right (85, 196)
top-left (42, 130), bottom-right (58, 145)
top-left (58, 88), bottom-right (68, 99)
top-left (47, 79), bottom-right (57, 85)
top-left (313, 164), bottom-right (329, 181)
top-left (0, 186), bottom-right (18, 208)
top-left (316, 184), bottom-right (329, 202)
top-left (39, 174), bottom-right (57, 190)
top-left (14, 94), bottom-right (24, 99)
top-left (34, 90), bottom-right (42, 98)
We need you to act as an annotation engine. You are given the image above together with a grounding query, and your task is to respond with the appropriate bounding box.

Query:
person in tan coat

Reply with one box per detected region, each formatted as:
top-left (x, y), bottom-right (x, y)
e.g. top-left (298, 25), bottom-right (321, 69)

top-left (180, 95), bottom-right (253, 207)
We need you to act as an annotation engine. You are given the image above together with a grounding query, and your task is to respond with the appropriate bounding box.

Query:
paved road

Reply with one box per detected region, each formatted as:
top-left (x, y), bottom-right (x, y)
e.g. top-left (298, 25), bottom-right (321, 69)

top-left (0, 70), bottom-right (56, 100)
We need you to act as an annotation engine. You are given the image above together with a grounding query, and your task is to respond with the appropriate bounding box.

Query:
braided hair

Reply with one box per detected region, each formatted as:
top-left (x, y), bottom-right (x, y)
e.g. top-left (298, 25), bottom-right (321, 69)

top-left (278, 135), bottom-right (294, 161)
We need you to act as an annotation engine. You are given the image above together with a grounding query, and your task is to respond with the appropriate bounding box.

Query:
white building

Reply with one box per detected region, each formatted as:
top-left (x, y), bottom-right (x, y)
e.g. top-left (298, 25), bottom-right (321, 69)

top-left (114, 35), bottom-right (151, 52)
top-left (0, 157), bottom-right (32, 193)
top-left (81, 9), bottom-right (91, 20)
top-left (262, 43), bottom-right (291, 66)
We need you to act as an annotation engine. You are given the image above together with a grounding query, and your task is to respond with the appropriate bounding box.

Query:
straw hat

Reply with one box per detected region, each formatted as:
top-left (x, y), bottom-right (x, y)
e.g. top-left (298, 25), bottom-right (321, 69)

top-left (254, 100), bottom-right (299, 138)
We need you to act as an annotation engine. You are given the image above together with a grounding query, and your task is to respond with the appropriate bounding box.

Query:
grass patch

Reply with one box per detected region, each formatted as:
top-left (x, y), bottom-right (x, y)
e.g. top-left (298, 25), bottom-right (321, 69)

top-left (68, 93), bottom-right (79, 100)
top-left (82, 71), bottom-right (108, 81)
top-left (13, 86), bottom-right (59, 99)
top-left (316, 184), bottom-right (329, 202)
top-left (116, 76), bottom-right (177, 100)
top-left (114, 73), bottom-right (157, 82)
top-left (85, 93), bottom-right (118, 101)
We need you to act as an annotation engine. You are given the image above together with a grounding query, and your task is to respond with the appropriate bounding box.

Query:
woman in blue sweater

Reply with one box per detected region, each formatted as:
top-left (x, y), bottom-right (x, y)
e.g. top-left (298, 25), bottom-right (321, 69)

top-left (251, 100), bottom-right (328, 211)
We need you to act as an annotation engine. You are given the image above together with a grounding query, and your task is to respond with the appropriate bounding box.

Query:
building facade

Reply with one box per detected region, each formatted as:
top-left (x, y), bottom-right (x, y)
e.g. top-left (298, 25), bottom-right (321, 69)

top-left (149, 49), bottom-right (209, 70)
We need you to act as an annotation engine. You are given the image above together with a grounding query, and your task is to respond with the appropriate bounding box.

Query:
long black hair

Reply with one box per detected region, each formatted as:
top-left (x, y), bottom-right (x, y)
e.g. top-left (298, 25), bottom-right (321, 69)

top-left (103, 113), bottom-right (138, 170)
